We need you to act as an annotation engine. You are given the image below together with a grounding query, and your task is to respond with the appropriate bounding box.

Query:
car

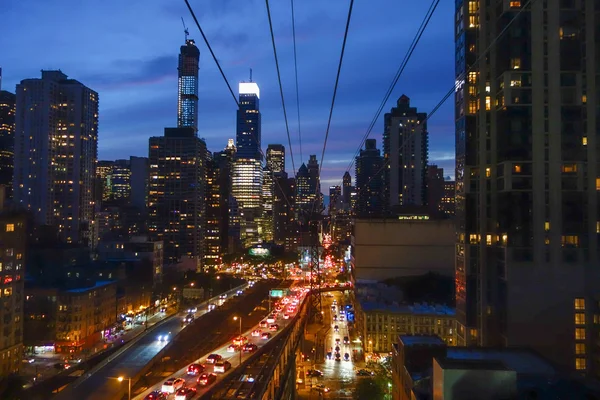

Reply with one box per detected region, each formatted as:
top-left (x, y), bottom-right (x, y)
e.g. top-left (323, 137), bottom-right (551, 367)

top-left (197, 373), bottom-right (217, 386)
top-left (333, 300), bottom-right (337, 305)
top-left (326, 352), bottom-right (332, 360)
top-left (307, 369), bottom-right (323, 377)
top-left (159, 307), bottom-right (167, 313)
top-left (161, 378), bottom-right (185, 394)
top-left (334, 325), bottom-right (339, 332)
top-left (227, 344), bottom-right (238, 353)
top-left (188, 306), bottom-right (198, 313)
top-left (261, 332), bottom-right (272, 339)
top-left (339, 314), bottom-right (345, 321)
top-left (206, 354), bottom-right (222, 364)
top-left (233, 336), bottom-right (248, 346)
top-left (157, 332), bottom-right (171, 342)
top-left (269, 324), bottom-right (279, 331)
top-left (175, 387), bottom-right (197, 400)
top-left (237, 290), bottom-right (243, 295)
top-left (208, 303), bottom-right (216, 311)
top-left (251, 329), bottom-right (262, 337)
top-left (335, 338), bottom-right (340, 344)
top-left (243, 343), bottom-right (258, 352)
top-left (219, 294), bottom-right (227, 299)
top-left (182, 314), bottom-right (194, 324)
top-left (283, 314), bottom-right (290, 320)
top-left (259, 321), bottom-right (268, 328)
top-left (315, 384), bottom-right (331, 393)
top-left (344, 353), bottom-right (350, 361)
top-left (214, 360), bottom-right (231, 373)
top-left (343, 336), bottom-right (350, 344)
top-left (266, 316), bottom-right (276, 323)
top-left (335, 355), bottom-right (341, 362)
top-left (187, 363), bottom-right (205, 376)
top-left (144, 391), bottom-right (167, 400)
top-left (333, 315), bottom-right (337, 321)
top-left (335, 346), bottom-right (340, 352)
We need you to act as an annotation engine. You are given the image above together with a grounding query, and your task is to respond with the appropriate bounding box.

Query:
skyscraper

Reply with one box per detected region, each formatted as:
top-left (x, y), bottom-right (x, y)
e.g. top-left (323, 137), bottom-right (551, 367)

top-left (266, 144), bottom-right (285, 174)
top-left (14, 70), bottom-right (98, 244)
top-left (307, 155), bottom-right (322, 212)
top-left (329, 185), bottom-right (341, 215)
top-left (273, 172), bottom-right (295, 247)
top-left (177, 39), bottom-right (200, 131)
top-left (129, 156), bottom-right (149, 211)
top-left (383, 95), bottom-right (428, 211)
top-left (233, 80), bottom-right (263, 246)
top-left (204, 156), bottom-right (221, 266)
top-left (0, 89), bottom-right (15, 201)
top-left (355, 139), bottom-right (384, 216)
top-left (261, 165), bottom-right (274, 242)
top-left (236, 81), bottom-right (261, 160)
top-left (454, 0), bottom-right (599, 374)
top-left (215, 140), bottom-right (236, 254)
top-left (148, 127), bottom-right (206, 269)
top-left (342, 171), bottom-right (352, 208)
top-left (111, 159), bottom-right (131, 202)
top-left (295, 163), bottom-right (311, 211)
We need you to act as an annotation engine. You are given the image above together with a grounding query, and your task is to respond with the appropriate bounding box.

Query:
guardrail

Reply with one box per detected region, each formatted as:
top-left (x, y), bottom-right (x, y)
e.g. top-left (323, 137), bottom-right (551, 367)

top-left (55, 283), bottom-right (248, 400)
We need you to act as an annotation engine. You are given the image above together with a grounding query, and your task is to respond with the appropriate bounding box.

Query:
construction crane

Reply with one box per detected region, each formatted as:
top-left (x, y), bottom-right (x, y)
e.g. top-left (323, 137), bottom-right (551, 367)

top-left (181, 17), bottom-right (189, 42)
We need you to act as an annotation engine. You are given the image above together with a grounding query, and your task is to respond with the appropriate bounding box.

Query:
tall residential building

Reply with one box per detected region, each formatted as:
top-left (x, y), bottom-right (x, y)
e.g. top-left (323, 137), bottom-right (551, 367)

top-left (215, 140), bottom-right (236, 254)
top-left (426, 165), bottom-right (445, 217)
top-left (177, 39), bottom-right (200, 131)
top-left (355, 139), bottom-right (384, 216)
top-left (233, 81), bottom-right (263, 247)
top-left (0, 89), bottom-right (15, 201)
top-left (14, 70), bottom-right (98, 244)
top-left (129, 156), bottom-right (149, 211)
top-left (296, 163), bottom-right (311, 211)
top-left (329, 185), bottom-right (341, 215)
top-left (148, 127), bottom-right (206, 269)
top-left (307, 155), bottom-right (322, 212)
top-left (266, 144), bottom-right (285, 174)
top-left (96, 160), bottom-right (113, 204)
top-left (261, 166), bottom-right (274, 242)
top-left (111, 159), bottom-right (131, 202)
top-left (383, 95), bottom-right (428, 211)
top-left (0, 212), bottom-right (26, 377)
top-left (441, 180), bottom-right (455, 217)
top-left (204, 156), bottom-right (221, 267)
top-left (342, 171), bottom-right (352, 208)
top-left (454, 0), bottom-right (599, 375)
top-left (236, 81), bottom-right (261, 160)
top-left (273, 172), bottom-right (295, 246)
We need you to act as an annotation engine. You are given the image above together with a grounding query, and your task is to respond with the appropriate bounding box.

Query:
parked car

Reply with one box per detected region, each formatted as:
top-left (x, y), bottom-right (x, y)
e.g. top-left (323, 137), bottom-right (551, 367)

top-left (197, 373), bottom-right (217, 386)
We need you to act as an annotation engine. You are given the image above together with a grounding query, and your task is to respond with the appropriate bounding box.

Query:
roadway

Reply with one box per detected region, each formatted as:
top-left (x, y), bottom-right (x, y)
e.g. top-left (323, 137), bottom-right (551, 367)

top-left (134, 286), bottom-right (308, 399)
top-left (54, 284), bottom-right (248, 400)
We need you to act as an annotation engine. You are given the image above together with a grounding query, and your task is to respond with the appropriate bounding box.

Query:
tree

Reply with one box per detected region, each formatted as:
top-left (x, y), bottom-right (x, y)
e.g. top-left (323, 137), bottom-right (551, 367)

top-left (354, 377), bottom-right (385, 400)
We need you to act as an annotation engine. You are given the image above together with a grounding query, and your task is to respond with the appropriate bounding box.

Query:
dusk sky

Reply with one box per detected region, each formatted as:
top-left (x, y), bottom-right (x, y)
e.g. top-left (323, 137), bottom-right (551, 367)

top-left (1, 0), bottom-right (455, 188)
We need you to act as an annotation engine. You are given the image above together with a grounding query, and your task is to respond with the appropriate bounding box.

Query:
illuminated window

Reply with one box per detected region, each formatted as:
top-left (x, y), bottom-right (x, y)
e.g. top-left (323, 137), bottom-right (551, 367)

top-left (597, 221), bottom-right (600, 234)
top-left (575, 328), bottom-right (585, 340)
top-left (575, 313), bottom-right (586, 325)
top-left (582, 94), bottom-right (587, 103)
top-left (544, 222), bottom-right (550, 231)
top-left (576, 343), bottom-right (586, 355)
top-left (582, 137), bottom-right (588, 146)
top-left (576, 358), bottom-right (586, 370)
top-left (596, 178), bottom-right (600, 190)
top-left (485, 96), bottom-right (491, 110)
top-left (468, 100), bottom-right (477, 114)
top-left (513, 165), bottom-right (521, 173)
top-left (468, 72), bottom-right (477, 84)
top-left (511, 58), bottom-right (521, 69)
top-left (562, 164), bottom-right (577, 173)
top-left (468, 1), bottom-right (477, 13)
top-left (562, 235), bottom-right (579, 247)
top-left (469, 234), bottom-right (479, 244)
top-left (575, 298), bottom-right (585, 310)
top-left (485, 167), bottom-right (491, 177)
top-left (469, 86), bottom-right (477, 96)
top-left (486, 235), bottom-right (492, 246)
top-left (510, 1), bottom-right (521, 7)
top-left (510, 79), bottom-right (521, 87)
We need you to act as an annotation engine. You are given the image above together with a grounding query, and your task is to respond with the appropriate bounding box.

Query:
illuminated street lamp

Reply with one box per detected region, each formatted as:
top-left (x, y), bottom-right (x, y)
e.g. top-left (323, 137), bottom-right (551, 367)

top-left (233, 316), bottom-right (242, 365)
top-left (110, 376), bottom-right (131, 400)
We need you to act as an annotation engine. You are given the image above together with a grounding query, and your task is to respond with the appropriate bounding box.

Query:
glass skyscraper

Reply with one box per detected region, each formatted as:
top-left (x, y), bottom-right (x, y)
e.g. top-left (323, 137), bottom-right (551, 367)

top-left (236, 82), bottom-right (261, 160)
top-left (177, 39), bottom-right (200, 131)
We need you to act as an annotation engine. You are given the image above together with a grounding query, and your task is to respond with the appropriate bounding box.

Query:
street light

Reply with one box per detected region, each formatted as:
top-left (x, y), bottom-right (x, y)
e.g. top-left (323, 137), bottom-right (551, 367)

top-left (111, 376), bottom-right (131, 400)
top-left (233, 316), bottom-right (242, 365)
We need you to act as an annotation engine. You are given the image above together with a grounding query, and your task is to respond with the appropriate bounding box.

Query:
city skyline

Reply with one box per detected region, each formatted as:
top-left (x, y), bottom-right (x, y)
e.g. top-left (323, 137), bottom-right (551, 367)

top-left (0, 0), bottom-right (455, 188)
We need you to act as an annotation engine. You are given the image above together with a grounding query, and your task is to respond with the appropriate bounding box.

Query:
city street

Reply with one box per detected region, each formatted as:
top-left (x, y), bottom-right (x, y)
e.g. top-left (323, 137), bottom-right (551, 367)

top-left (298, 290), bottom-right (361, 400)
top-left (133, 287), bottom-right (308, 399)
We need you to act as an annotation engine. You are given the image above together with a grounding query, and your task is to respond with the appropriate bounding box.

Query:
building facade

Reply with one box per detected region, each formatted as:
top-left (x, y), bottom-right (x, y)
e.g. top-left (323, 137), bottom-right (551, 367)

top-left (177, 39), bottom-right (200, 131)
top-left (204, 157), bottom-right (221, 267)
top-left (0, 89), bottom-right (15, 201)
top-left (148, 127), bottom-right (206, 269)
top-left (454, 0), bottom-right (600, 375)
top-left (355, 139), bottom-right (384, 216)
top-left (266, 144), bottom-right (285, 174)
top-left (14, 70), bottom-right (98, 245)
top-left (0, 213), bottom-right (26, 376)
top-left (383, 95), bottom-right (428, 211)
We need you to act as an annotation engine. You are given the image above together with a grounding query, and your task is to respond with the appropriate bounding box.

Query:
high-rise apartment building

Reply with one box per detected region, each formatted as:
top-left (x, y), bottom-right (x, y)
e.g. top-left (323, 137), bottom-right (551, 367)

top-left (236, 81), bottom-right (261, 160)
top-left (454, 0), bottom-right (599, 375)
top-left (296, 163), bottom-right (311, 210)
top-left (329, 185), bottom-right (341, 215)
top-left (261, 166), bottom-right (274, 243)
top-left (215, 140), bottom-right (236, 254)
top-left (273, 172), bottom-right (295, 247)
top-left (0, 89), bottom-right (15, 201)
top-left (266, 144), bottom-right (285, 174)
top-left (14, 70), bottom-right (98, 244)
top-left (0, 212), bottom-right (26, 377)
top-left (355, 139), bottom-right (384, 216)
top-left (204, 156), bottom-right (221, 267)
top-left (383, 95), bottom-right (428, 211)
top-left (96, 160), bottom-right (113, 204)
top-left (111, 159), bottom-right (131, 201)
top-left (177, 39), bottom-right (200, 131)
top-left (148, 127), bottom-right (206, 269)
top-left (307, 155), bottom-right (322, 212)
top-left (342, 171), bottom-right (352, 209)
top-left (441, 180), bottom-right (455, 217)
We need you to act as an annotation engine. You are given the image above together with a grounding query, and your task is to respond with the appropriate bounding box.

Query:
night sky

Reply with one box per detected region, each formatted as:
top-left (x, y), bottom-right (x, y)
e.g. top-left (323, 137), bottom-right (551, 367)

top-left (1, 0), bottom-right (456, 188)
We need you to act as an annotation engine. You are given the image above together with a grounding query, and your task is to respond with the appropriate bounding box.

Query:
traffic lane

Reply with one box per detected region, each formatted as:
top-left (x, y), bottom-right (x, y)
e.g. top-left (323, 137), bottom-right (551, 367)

top-left (61, 285), bottom-right (248, 400)
top-left (134, 292), bottom-right (307, 399)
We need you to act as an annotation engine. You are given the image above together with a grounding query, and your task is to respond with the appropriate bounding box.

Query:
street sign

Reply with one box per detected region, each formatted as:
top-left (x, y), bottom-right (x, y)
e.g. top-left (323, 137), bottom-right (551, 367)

top-left (269, 289), bottom-right (290, 298)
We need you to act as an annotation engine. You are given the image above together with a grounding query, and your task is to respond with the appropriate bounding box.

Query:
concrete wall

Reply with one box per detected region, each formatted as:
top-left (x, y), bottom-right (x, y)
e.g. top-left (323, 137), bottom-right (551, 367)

top-left (352, 219), bottom-right (455, 281)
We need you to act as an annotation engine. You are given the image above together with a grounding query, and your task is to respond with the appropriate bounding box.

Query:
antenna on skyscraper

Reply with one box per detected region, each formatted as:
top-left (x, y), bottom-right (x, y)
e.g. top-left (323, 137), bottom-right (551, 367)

top-left (181, 17), bottom-right (189, 42)
top-left (249, 68), bottom-right (253, 82)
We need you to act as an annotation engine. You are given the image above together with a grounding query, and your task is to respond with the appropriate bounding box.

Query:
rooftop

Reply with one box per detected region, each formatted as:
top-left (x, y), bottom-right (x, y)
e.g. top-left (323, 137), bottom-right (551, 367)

top-left (400, 335), bottom-right (445, 347)
top-left (360, 299), bottom-right (455, 316)
top-left (446, 348), bottom-right (557, 376)
top-left (65, 280), bottom-right (114, 293)
top-left (436, 357), bottom-right (511, 371)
